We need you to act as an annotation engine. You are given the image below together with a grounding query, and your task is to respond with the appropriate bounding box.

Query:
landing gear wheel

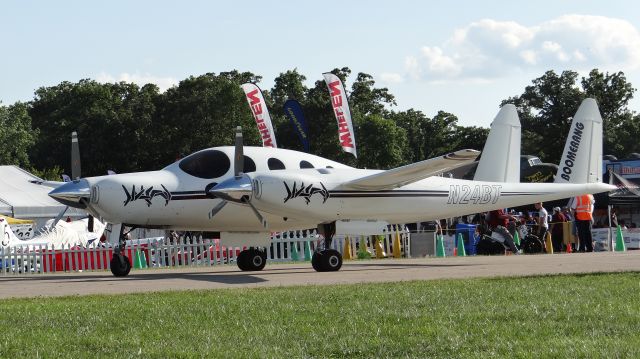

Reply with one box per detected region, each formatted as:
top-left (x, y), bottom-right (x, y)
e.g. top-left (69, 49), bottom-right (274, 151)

top-left (311, 251), bottom-right (324, 271)
top-left (237, 248), bottom-right (267, 271)
top-left (110, 253), bottom-right (131, 277)
top-left (237, 250), bottom-right (249, 271)
top-left (312, 249), bottom-right (342, 272)
top-left (322, 249), bottom-right (342, 272)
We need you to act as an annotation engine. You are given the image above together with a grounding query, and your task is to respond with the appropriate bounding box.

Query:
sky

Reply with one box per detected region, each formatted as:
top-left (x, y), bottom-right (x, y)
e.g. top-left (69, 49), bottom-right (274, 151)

top-left (2, 0), bottom-right (640, 128)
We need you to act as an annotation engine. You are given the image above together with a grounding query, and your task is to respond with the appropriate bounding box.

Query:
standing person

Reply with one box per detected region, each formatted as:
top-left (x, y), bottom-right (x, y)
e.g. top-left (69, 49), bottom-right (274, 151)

top-left (534, 202), bottom-right (549, 238)
top-left (610, 208), bottom-right (619, 228)
top-left (572, 194), bottom-right (595, 252)
top-left (562, 206), bottom-right (577, 252)
top-left (550, 207), bottom-right (567, 252)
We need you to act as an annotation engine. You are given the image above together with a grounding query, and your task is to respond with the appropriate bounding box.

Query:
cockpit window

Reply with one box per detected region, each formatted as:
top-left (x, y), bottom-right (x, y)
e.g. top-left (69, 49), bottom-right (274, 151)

top-left (179, 150), bottom-right (230, 179)
top-left (268, 158), bottom-right (286, 170)
top-left (243, 156), bottom-right (256, 173)
top-left (300, 160), bottom-right (314, 169)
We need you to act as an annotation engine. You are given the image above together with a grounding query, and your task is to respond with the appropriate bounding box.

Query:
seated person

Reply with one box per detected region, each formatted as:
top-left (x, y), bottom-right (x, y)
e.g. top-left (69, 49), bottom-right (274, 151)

top-left (487, 208), bottom-right (519, 254)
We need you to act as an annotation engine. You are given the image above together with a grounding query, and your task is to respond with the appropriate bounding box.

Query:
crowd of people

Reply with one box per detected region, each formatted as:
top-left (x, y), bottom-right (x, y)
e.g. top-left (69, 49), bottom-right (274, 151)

top-left (423, 193), bottom-right (607, 254)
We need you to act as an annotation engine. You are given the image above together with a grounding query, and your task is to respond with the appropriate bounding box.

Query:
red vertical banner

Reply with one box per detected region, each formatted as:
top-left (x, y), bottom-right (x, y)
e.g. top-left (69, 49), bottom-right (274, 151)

top-left (323, 73), bottom-right (357, 158)
top-left (241, 83), bottom-right (277, 148)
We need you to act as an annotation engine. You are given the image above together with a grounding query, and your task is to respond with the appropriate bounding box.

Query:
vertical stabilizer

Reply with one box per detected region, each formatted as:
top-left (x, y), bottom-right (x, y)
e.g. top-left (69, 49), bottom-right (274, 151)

top-left (554, 98), bottom-right (603, 184)
top-left (474, 104), bottom-right (521, 182)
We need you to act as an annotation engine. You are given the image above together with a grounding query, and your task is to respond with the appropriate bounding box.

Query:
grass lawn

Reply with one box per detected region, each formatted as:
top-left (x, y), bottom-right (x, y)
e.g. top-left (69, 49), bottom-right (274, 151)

top-left (1, 273), bottom-right (639, 358)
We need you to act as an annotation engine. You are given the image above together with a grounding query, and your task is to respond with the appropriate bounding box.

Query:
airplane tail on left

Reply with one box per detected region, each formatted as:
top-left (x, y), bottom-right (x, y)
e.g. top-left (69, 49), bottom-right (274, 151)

top-left (554, 98), bottom-right (603, 184)
top-left (474, 104), bottom-right (521, 182)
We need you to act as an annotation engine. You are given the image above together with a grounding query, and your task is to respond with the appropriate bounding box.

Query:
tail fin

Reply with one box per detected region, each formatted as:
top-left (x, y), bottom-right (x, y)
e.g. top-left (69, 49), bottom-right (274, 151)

top-left (554, 98), bottom-right (603, 184)
top-left (474, 104), bottom-right (521, 182)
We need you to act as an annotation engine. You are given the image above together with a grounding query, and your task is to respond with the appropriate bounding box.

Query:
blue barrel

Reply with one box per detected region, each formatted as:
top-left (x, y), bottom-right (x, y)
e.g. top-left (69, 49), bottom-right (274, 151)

top-left (455, 223), bottom-right (478, 255)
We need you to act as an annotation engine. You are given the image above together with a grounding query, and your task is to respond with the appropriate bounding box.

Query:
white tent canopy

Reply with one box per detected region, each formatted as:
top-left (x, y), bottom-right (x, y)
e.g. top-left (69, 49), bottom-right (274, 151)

top-left (0, 166), bottom-right (86, 220)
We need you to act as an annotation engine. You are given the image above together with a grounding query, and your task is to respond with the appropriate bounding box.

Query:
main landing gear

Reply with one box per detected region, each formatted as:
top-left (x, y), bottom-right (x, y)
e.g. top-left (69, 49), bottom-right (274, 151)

top-left (109, 223), bottom-right (131, 277)
top-left (312, 222), bottom-right (343, 272)
top-left (236, 248), bottom-right (267, 271)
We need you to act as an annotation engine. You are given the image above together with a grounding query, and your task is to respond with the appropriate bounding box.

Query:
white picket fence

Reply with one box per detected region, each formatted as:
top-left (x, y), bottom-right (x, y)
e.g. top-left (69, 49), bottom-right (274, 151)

top-left (1, 225), bottom-right (410, 275)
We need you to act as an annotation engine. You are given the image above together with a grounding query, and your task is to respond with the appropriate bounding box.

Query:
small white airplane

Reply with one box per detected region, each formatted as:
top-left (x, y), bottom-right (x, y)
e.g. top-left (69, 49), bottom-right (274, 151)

top-left (49, 98), bottom-right (614, 277)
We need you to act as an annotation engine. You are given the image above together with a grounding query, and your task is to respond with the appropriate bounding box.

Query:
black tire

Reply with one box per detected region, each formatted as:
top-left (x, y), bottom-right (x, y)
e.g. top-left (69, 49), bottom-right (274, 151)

top-left (321, 249), bottom-right (342, 272)
top-left (522, 235), bottom-right (544, 254)
top-left (237, 249), bottom-right (267, 271)
top-left (311, 251), bottom-right (324, 272)
top-left (476, 237), bottom-right (506, 255)
top-left (247, 249), bottom-right (267, 271)
top-left (236, 250), bottom-right (249, 271)
top-left (110, 254), bottom-right (131, 277)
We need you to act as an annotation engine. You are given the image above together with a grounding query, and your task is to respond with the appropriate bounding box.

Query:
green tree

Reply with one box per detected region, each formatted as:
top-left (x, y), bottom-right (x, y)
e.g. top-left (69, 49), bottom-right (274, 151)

top-left (502, 70), bottom-right (584, 163)
top-left (270, 69), bottom-right (307, 109)
top-left (503, 69), bottom-right (637, 163)
top-left (269, 69), bottom-right (309, 151)
top-left (422, 111), bottom-right (460, 160)
top-left (29, 80), bottom-right (161, 175)
top-left (350, 73), bottom-right (396, 116)
top-left (153, 72), bottom-right (259, 165)
top-left (391, 109), bottom-right (429, 163)
top-left (355, 114), bottom-right (407, 169)
top-left (0, 102), bottom-right (37, 167)
top-left (581, 70), bottom-right (638, 157)
top-left (454, 125), bottom-right (489, 152)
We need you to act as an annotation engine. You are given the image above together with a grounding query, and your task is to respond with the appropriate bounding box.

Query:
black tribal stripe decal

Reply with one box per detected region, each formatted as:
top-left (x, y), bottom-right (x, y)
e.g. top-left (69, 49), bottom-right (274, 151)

top-left (123, 184), bottom-right (172, 207)
top-left (284, 181), bottom-right (330, 204)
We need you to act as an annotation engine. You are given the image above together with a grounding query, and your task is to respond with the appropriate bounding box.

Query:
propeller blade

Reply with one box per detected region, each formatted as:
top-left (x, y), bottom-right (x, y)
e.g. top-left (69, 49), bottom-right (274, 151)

top-left (50, 206), bottom-right (69, 230)
top-left (208, 201), bottom-right (227, 219)
top-left (234, 126), bottom-right (244, 178)
top-left (88, 215), bottom-right (94, 232)
top-left (246, 199), bottom-right (267, 228)
top-left (71, 131), bottom-right (81, 179)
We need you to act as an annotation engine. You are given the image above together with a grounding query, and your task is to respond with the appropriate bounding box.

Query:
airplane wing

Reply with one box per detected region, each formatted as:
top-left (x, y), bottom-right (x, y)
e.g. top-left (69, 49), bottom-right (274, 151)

top-left (29, 179), bottom-right (66, 188)
top-left (336, 149), bottom-right (480, 191)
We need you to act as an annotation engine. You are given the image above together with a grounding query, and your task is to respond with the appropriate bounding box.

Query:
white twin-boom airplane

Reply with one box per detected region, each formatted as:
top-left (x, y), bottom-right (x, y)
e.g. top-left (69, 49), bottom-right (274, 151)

top-left (49, 98), bottom-right (614, 276)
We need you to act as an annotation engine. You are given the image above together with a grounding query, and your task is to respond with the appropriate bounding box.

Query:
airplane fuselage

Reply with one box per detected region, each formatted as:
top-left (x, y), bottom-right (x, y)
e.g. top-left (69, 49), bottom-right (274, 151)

top-left (70, 146), bottom-right (611, 232)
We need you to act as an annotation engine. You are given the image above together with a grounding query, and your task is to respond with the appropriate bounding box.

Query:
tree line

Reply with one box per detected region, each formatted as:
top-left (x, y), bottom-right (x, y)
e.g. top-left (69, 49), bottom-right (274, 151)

top-left (0, 67), bottom-right (638, 179)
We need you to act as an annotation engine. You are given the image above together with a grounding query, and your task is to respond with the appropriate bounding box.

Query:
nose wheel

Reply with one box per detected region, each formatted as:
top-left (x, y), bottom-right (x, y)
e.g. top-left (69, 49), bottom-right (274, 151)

top-left (110, 253), bottom-right (131, 277)
top-left (108, 223), bottom-right (132, 277)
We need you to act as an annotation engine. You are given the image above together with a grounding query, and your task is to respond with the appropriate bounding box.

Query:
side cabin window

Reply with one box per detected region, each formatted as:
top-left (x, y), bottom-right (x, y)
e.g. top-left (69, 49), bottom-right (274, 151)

top-left (243, 156), bottom-right (256, 173)
top-left (268, 158), bottom-right (286, 170)
top-left (179, 150), bottom-right (230, 179)
top-left (300, 160), bottom-right (314, 169)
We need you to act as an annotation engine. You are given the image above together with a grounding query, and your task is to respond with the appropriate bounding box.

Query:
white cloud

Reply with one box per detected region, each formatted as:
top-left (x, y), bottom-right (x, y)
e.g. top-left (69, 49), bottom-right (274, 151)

top-left (379, 72), bottom-right (404, 84)
top-left (402, 15), bottom-right (640, 82)
top-left (95, 72), bottom-right (178, 92)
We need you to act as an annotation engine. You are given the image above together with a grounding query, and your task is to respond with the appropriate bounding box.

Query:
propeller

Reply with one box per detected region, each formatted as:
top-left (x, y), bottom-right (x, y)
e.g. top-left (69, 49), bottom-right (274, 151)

top-left (207, 126), bottom-right (267, 228)
top-left (50, 131), bottom-right (96, 232)
top-left (71, 131), bottom-right (81, 180)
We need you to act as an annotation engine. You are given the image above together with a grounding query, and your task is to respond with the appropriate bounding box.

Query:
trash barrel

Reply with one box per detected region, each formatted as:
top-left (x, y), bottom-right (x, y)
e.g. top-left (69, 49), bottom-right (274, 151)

top-left (455, 223), bottom-right (478, 255)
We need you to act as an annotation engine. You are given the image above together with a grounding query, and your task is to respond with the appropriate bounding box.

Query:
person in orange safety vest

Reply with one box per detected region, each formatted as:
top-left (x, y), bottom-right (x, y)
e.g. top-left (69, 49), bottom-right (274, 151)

top-left (571, 194), bottom-right (595, 252)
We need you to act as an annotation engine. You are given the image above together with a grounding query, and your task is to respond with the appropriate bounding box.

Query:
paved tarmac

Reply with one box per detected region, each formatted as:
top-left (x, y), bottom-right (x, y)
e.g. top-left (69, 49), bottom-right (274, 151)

top-left (1, 251), bottom-right (639, 299)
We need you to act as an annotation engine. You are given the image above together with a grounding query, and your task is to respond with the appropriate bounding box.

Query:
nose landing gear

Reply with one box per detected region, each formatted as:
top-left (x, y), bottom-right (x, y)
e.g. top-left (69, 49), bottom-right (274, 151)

top-left (108, 223), bottom-right (132, 277)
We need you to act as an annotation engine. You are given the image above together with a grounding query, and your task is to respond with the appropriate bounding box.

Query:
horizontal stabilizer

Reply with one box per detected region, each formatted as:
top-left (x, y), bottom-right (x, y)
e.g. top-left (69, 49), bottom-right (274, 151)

top-left (337, 149), bottom-right (479, 191)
